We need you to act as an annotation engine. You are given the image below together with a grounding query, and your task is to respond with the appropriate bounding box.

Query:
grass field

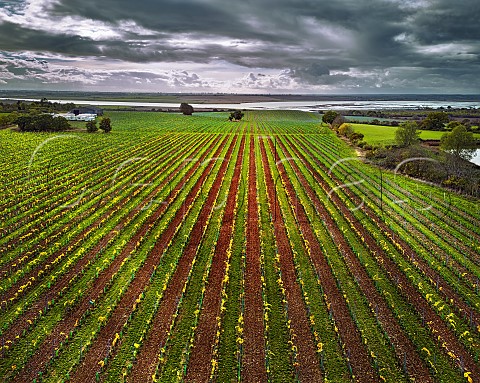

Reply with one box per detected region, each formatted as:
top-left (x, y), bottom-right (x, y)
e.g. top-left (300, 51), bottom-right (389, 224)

top-left (351, 123), bottom-right (480, 145)
top-left (0, 111), bottom-right (479, 383)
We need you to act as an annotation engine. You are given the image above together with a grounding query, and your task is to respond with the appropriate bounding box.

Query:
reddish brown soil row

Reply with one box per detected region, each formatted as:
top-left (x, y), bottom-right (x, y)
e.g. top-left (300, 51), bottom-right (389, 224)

top-left (297, 137), bottom-right (480, 328)
top-left (0, 135), bottom-right (186, 278)
top-left (259, 138), bottom-right (324, 383)
top-left (277, 137), bottom-right (434, 383)
top-left (288, 136), bottom-right (480, 381)
top-left (241, 135), bottom-right (268, 382)
top-left (0, 135), bottom-right (213, 348)
top-left (69, 135), bottom-right (237, 383)
top-left (127, 135), bottom-right (239, 383)
top-left (184, 135), bottom-right (246, 382)
top-left (10, 135), bottom-right (227, 383)
top-left (265, 137), bottom-right (379, 382)
top-left (0, 135), bottom-right (204, 307)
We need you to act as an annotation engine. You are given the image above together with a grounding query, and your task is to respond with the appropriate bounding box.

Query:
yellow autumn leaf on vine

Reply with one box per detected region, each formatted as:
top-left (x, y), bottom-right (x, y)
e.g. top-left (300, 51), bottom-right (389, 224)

top-left (421, 347), bottom-right (431, 356)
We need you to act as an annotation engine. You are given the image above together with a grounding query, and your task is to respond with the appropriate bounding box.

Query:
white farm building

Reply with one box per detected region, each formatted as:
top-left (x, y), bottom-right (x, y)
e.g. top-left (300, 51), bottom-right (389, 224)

top-left (54, 113), bottom-right (97, 121)
top-left (53, 106), bottom-right (103, 122)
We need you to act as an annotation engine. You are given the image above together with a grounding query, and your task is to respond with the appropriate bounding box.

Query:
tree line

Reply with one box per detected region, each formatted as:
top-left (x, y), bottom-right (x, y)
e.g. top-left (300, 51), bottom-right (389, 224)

top-left (14, 114), bottom-right (112, 133)
top-left (0, 99), bottom-right (75, 114)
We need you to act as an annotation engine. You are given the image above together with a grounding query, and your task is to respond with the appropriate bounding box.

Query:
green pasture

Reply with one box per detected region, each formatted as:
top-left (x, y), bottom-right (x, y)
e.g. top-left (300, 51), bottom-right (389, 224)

top-left (351, 123), bottom-right (480, 145)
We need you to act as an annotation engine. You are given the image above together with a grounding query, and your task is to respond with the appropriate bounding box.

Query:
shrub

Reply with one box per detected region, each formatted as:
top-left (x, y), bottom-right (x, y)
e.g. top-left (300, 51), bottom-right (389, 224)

top-left (99, 118), bottom-right (112, 133)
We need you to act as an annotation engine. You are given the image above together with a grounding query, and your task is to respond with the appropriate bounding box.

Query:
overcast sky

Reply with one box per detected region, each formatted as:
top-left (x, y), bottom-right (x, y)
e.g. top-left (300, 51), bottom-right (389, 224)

top-left (0, 0), bottom-right (479, 93)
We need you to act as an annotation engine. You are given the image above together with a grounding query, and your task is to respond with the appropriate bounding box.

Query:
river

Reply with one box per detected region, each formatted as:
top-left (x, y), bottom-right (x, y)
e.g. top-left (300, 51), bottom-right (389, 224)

top-left (470, 149), bottom-right (480, 166)
top-left (2, 98), bottom-right (480, 111)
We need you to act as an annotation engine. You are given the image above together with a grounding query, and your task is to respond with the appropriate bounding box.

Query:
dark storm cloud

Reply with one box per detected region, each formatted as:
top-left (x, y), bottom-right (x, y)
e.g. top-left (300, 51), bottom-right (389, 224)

top-left (52, 0), bottom-right (246, 37)
top-left (290, 63), bottom-right (330, 85)
top-left (408, 0), bottom-right (480, 44)
top-left (0, 0), bottom-right (479, 91)
top-left (0, 21), bottom-right (101, 56)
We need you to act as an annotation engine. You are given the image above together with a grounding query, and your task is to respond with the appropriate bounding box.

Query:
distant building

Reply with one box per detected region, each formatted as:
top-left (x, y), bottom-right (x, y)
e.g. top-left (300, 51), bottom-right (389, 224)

top-left (70, 106), bottom-right (104, 116)
top-left (54, 113), bottom-right (97, 121)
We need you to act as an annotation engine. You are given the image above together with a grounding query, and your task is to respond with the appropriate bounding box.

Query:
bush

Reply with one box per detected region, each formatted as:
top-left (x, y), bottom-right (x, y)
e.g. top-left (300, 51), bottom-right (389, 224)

top-left (99, 118), bottom-right (112, 133)
top-left (349, 132), bottom-right (364, 143)
top-left (228, 110), bottom-right (244, 121)
top-left (338, 123), bottom-right (354, 137)
top-left (357, 141), bottom-right (367, 148)
top-left (86, 120), bottom-right (98, 133)
top-left (440, 124), bottom-right (475, 160)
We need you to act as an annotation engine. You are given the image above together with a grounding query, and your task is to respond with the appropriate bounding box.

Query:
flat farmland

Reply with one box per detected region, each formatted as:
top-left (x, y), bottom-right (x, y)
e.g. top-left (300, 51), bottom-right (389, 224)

top-left (350, 123), bottom-right (480, 145)
top-left (0, 110), bottom-right (479, 383)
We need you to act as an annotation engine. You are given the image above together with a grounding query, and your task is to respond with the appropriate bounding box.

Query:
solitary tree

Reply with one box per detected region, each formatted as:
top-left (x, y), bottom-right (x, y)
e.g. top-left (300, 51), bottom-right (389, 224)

top-left (421, 111), bottom-right (449, 131)
top-left (322, 111), bottom-right (339, 125)
top-left (440, 124), bottom-right (476, 161)
top-left (86, 120), bottom-right (98, 133)
top-left (395, 121), bottom-right (420, 147)
top-left (180, 103), bottom-right (194, 115)
top-left (228, 110), bottom-right (244, 121)
top-left (99, 117), bottom-right (112, 133)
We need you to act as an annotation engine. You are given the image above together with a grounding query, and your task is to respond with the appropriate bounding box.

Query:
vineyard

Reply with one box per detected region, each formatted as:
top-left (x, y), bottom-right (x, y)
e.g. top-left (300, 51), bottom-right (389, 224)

top-left (1, 110), bottom-right (479, 383)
